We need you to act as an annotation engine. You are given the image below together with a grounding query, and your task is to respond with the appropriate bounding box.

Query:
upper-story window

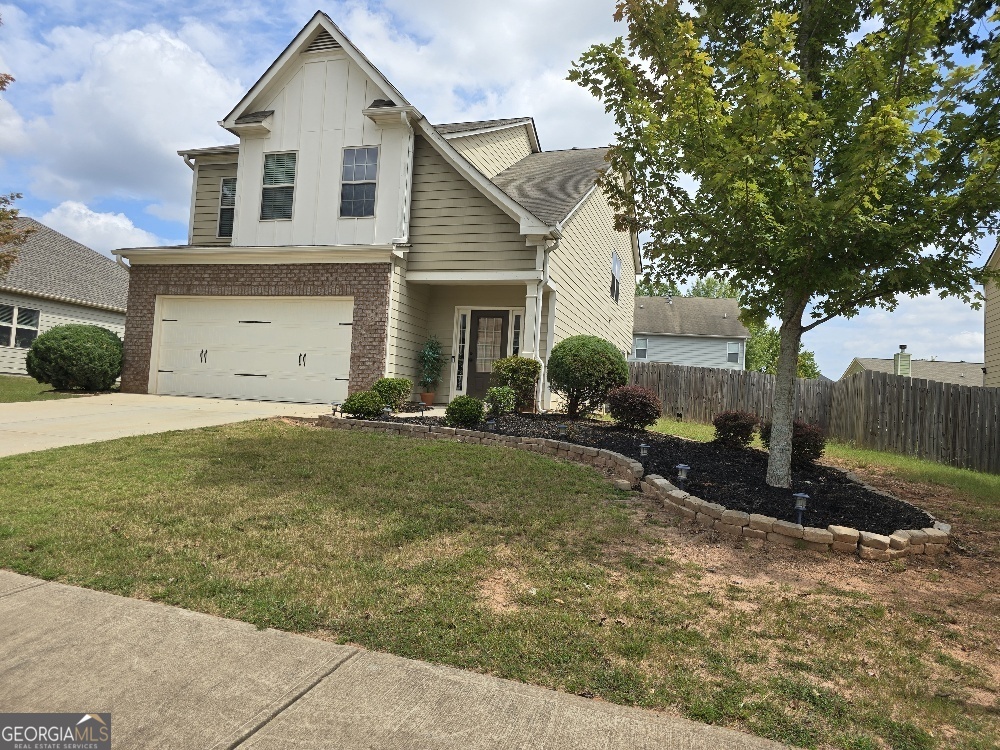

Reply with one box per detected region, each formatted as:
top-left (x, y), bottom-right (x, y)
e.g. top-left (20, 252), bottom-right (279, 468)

top-left (610, 250), bottom-right (622, 304)
top-left (340, 147), bottom-right (378, 217)
top-left (0, 303), bottom-right (40, 349)
top-left (218, 177), bottom-right (237, 238)
top-left (727, 342), bottom-right (740, 364)
top-left (261, 152), bottom-right (296, 220)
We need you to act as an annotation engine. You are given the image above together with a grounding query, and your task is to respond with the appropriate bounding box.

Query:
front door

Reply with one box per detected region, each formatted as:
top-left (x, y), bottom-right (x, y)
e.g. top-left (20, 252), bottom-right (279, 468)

top-left (467, 310), bottom-right (509, 398)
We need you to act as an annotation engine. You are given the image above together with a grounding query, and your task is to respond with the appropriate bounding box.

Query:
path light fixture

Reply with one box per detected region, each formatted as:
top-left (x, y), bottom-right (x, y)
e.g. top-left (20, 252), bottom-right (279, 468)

top-left (486, 418), bottom-right (498, 432)
top-left (793, 493), bottom-right (809, 526)
top-left (382, 406), bottom-right (393, 420)
top-left (331, 401), bottom-right (342, 416)
top-left (675, 464), bottom-right (690, 490)
top-left (558, 423), bottom-right (568, 439)
top-left (416, 403), bottom-right (427, 417)
top-left (639, 443), bottom-right (650, 458)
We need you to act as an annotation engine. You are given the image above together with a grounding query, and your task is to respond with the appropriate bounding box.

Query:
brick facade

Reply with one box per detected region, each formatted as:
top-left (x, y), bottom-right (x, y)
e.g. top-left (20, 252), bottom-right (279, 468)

top-left (121, 263), bottom-right (391, 395)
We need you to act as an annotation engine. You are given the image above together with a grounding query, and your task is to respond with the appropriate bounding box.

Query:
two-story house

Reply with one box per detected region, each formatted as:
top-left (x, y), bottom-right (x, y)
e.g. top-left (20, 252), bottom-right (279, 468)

top-left (118, 11), bottom-right (638, 407)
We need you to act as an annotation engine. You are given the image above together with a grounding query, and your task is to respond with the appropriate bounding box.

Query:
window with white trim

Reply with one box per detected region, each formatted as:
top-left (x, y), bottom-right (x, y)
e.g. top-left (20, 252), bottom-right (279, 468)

top-left (512, 314), bottom-right (522, 356)
top-left (218, 177), bottom-right (236, 238)
top-left (610, 250), bottom-right (622, 304)
top-left (727, 341), bottom-right (740, 364)
top-left (260, 152), bottom-right (296, 220)
top-left (634, 337), bottom-right (648, 359)
top-left (340, 147), bottom-right (378, 217)
top-left (0, 303), bottom-right (40, 349)
top-left (455, 313), bottom-right (468, 392)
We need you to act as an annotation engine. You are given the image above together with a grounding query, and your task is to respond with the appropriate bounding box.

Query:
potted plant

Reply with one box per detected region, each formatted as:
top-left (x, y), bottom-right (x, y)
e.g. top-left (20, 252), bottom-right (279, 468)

top-left (418, 336), bottom-right (445, 405)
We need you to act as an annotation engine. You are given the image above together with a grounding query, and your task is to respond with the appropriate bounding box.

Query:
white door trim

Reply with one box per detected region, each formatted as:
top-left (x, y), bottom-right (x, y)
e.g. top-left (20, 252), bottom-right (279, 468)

top-left (449, 306), bottom-right (525, 400)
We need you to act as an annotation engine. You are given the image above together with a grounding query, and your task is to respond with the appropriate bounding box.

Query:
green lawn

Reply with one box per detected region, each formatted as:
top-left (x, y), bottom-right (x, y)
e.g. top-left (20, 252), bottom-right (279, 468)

top-left (0, 373), bottom-right (79, 403)
top-left (0, 420), bottom-right (995, 749)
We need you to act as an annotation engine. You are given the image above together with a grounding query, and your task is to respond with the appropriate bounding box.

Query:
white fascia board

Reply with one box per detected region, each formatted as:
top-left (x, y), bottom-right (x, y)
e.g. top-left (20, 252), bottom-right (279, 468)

top-left (987, 239), bottom-right (1000, 269)
top-left (362, 105), bottom-right (422, 126)
top-left (634, 331), bottom-right (750, 339)
top-left (406, 270), bottom-right (543, 284)
top-left (415, 120), bottom-right (554, 237)
top-left (443, 120), bottom-right (541, 153)
top-left (120, 245), bottom-right (393, 266)
top-left (0, 285), bottom-right (126, 314)
top-left (221, 12), bottom-right (410, 129)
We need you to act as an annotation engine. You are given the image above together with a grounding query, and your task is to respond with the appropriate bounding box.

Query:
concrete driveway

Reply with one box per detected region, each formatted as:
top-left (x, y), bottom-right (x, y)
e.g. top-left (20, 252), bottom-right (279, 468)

top-left (0, 393), bottom-right (326, 457)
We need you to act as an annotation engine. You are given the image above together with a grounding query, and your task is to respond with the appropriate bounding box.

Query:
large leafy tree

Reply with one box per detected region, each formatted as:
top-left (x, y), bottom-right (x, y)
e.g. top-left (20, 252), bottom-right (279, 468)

top-left (571, 0), bottom-right (1000, 487)
top-left (0, 15), bottom-right (32, 275)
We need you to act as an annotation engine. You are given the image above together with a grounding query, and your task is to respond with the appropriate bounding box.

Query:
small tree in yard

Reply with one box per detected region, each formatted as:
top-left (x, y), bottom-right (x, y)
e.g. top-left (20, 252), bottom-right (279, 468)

top-left (571, 0), bottom-right (1000, 487)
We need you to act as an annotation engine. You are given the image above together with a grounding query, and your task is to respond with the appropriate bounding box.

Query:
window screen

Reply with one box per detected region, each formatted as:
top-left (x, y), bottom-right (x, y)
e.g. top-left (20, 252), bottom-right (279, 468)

top-left (261, 152), bottom-right (296, 220)
top-left (340, 147), bottom-right (378, 217)
top-left (218, 177), bottom-right (237, 237)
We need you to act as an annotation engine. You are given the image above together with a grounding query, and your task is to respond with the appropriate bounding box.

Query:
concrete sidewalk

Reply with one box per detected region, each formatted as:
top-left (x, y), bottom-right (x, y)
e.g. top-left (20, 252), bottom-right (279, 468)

top-left (0, 571), bottom-right (785, 749)
top-left (0, 393), bottom-right (325, 457)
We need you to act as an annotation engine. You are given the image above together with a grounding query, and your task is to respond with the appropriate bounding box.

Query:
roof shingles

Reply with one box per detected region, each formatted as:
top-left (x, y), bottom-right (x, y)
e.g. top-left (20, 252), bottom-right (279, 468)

top-left (1, 218), bottom-right (129, 311)
top-left (634, 296), bottom-right (749, 338)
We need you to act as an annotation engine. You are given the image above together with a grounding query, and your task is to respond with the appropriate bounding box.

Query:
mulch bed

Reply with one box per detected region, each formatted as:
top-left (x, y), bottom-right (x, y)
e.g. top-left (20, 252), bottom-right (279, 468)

top-left (373, 412), bottom-right (932, 536)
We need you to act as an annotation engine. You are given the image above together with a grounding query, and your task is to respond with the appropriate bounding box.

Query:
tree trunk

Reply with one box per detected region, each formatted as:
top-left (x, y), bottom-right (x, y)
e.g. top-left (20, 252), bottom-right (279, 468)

top-left (765, 301), bottom-right (806, 488)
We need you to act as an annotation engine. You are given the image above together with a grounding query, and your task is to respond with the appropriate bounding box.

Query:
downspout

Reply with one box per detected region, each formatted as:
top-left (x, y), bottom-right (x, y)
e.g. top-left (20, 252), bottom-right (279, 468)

top-left (534, 238), bottom-right (558, 412)
top-left (392, 110), bottom-right (416, 246)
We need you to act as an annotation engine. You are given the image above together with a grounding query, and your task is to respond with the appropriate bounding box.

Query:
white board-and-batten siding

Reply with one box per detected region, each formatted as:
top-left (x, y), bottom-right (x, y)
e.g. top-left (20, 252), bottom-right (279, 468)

top-left (231, 50), bottom-right (408, 248)
top-left (407, 136), bottom-right (536, 273)
top-left (448, 126), bottom-right (534, 179)
top-left (631, 334), bottom-right (745, 370)
top-left (0, 290), bottom-right (125, 375)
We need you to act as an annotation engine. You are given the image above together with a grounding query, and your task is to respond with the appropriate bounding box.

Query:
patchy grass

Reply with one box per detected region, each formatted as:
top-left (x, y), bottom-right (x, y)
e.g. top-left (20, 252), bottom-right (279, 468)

top-left (0, 419), bottom-right (996, 749)
top-left (0, 374), bottom-right (79, 402)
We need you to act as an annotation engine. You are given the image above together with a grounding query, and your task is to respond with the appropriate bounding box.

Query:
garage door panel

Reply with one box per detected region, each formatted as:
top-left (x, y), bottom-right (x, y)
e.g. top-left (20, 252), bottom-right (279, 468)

top-left (153, 297), bottom-right (354, 404)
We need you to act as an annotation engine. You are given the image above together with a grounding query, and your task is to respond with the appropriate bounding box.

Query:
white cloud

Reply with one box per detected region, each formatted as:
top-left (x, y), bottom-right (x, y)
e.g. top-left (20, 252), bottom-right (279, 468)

top-left (39, 200), bottom-right (163, 256)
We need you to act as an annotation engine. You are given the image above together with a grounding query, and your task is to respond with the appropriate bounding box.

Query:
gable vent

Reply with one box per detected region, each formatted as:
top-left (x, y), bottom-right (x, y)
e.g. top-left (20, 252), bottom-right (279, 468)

top-left (305, 30), bottom-right (341, 53)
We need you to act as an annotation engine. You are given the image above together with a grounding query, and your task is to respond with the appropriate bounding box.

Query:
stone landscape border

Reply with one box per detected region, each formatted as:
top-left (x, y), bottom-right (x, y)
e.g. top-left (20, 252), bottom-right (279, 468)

top-left (316, 415), bottom-right (952, 562)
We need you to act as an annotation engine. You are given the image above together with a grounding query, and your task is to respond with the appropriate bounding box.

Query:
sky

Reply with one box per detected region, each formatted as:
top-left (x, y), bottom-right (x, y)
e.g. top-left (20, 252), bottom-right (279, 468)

top-left (0, 0), bottom-right (992, 378)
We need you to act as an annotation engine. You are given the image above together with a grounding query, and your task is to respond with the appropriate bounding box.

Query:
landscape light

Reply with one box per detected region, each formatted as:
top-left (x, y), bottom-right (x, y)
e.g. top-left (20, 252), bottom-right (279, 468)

top-left (675, 464), bottom-right (690, 489)
top-left (487, 418), bottom-right (497, 432)
top-left (558, 423), bottom-right (568, 438)
top-left (793, 493), bottom-right (809, 526)
top-left (331, 401), bottom-right (342, 416)
top-left (639, 443), bottom-right (650, 458)
top-left (382, 406), bottom-right (393, 419)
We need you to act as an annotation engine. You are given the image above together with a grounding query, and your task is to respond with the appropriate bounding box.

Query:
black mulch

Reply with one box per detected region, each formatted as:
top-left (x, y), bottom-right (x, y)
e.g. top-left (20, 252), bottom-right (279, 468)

top-left (372, 412), bottom-right (932, 536)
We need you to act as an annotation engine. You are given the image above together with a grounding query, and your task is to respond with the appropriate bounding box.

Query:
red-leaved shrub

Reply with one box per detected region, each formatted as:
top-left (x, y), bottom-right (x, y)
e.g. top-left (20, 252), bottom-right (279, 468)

top-left (760, 420), bottom-right (826, 466)
top-left (712, 410), bottom-right (758, 449)
top-left (607, 385), bottom-right (662, 430)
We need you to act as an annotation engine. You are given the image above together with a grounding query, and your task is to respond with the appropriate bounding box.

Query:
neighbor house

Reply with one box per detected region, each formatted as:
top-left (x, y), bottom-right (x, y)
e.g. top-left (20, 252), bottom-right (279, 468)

top-left (117, 11), bottom-right (638, 407)
top-left (630, 296), bottom-right (749, 370)
top-left (840, 346), bottom-right (985, 387)
top-left (1, 218), bottom-right (128, 375)
top-left (986, 242), bottom-right (999, 388)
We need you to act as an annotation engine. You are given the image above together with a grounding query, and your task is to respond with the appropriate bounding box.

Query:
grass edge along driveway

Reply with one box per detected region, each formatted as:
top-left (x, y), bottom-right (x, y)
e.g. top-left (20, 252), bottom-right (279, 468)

top-left (0, 420), bottom-right (995, 750)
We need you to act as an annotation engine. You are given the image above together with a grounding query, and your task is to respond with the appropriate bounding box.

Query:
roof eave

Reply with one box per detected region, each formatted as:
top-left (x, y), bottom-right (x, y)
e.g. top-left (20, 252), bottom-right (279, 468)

top-left (0, 285), bottom-right (127, 314)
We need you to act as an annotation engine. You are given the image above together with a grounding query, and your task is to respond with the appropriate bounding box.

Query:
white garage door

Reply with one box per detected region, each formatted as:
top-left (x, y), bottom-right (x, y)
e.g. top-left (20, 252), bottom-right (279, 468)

top-left (153, 296), bottom-right (354, 404)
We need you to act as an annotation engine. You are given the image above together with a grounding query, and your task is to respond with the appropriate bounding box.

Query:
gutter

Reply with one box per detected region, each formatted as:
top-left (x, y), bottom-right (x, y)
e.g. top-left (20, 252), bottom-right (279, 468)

top-left (0, 285), bottom-right (126, 315)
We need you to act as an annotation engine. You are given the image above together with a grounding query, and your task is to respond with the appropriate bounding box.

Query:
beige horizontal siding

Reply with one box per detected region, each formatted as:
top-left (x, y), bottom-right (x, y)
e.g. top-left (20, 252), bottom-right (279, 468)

top-left (408, 136), bottom-right (536, 273)
top-left (192, 161), bottom-right (238, 246)
top-left (548, 186), bottom-right (635, 356)
top-left (386, 257), bottom-right (430, 389)
top-left (986, 275), bottom-right (1000, 387)
top-left (448, 126), bottom-right (533, 178)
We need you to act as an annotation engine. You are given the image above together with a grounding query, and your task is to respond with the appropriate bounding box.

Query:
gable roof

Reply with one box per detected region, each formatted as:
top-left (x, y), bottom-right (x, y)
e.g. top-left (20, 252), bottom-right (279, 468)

top-left (1, 218), bottom-right (129, 312)
top-left (435, 118), bottom-right (533, 135)
top-left (843, 357), bottom-right (985, 387)
top-left (633, 296), bottom-right (749, 338)
top-left (491, 148), bottom-right (610, 226)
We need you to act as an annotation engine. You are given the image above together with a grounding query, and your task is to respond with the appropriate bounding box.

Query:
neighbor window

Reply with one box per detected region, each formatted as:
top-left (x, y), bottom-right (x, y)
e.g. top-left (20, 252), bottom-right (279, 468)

top-left (260, 152), bottom-right (296, 220)
top-left (634, 337), bottom-right (648, 359)
top-left (340, 147), bottom-right (378, 217)
top-left (610, 251), bottom-right (622, 303)
top-left (727, 342), bottom-right (740, 364)
top-left (218, 177), bottom-right (237, 237)
top-left (0, 303), bottom-right (40, 349)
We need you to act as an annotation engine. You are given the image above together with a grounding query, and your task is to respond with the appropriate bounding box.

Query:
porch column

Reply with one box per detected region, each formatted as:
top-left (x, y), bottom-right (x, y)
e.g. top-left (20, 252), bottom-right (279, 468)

top-left (522, 282), bottom-right (539, 359)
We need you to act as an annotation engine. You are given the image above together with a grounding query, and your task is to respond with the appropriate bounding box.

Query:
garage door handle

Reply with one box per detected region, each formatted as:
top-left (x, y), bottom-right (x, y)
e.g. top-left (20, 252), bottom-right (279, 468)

top-left (199, 349), bottom-right (208, 364)
top-left (298, 353), bottom-right (303, 366)
top-left (302, 353), bottom-right (307, 367)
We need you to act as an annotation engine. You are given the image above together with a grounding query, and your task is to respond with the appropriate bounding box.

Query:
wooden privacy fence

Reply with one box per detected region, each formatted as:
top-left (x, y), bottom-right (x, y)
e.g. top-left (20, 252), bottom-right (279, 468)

top-left (628, 362), bottom-right (1000, 474)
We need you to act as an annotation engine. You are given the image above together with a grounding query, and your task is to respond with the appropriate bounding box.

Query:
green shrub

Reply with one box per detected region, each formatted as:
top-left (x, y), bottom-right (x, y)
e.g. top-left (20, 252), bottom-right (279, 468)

top-left (484, 386), bottom-right (517, 416)
top-left (25, 324), bottom-right (123, 391)
top-left (546, 335), bottom-right (628, 418)
top-left (418, 336), bottom-right (445, 392)
top-left (760, 420), bottom-right (827, 466)
top-left (492, 356), bottom-right (541, 411)
top-left (445, 395), bottom-right (485, 428)
top-left (607, 385), bottom-right (661, 429)
top-left (341, 390), bottom-right (386, 419)
top-left (372, 377), bottom-right (411, 410)
top-left (712, 410), bottom-right (758, 449)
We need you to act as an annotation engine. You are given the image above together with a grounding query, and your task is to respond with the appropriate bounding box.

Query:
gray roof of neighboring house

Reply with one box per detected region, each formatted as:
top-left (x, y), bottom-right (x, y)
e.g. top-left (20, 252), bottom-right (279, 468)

top-left (434, 118), bottom-right (533, 135)
top-left (846, 358), bottom-right (985, 387)
top-left (491, 148), bottom-right (610, 226)
top-left (1, 218), bottom-right (129, 312)
top-left (633, 296), bottom-right (750, 338)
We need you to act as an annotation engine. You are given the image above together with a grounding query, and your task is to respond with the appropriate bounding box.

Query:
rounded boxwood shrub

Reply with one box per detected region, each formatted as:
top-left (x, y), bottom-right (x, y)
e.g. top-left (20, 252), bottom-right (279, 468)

top-left (712, 410), bottom-right (758, 449)
top-left (547, 335), bottom-right (628, 418)
top-left (760, 420), bottom-right (827, 466)
top-left (484, 385), bottom-right (517, 416)
top-left (372, 377), bottom-right (411, 410)
top-left (25, 324), bottom-right (123, 391)
top-left (492, 356), bottom-right (541, 411)
top-left (341, 390), bottom-right (386, 419)
top-left (445, 395), bottom-right (485, 428)
top-left (607, 385), bottom-right (661, 430)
